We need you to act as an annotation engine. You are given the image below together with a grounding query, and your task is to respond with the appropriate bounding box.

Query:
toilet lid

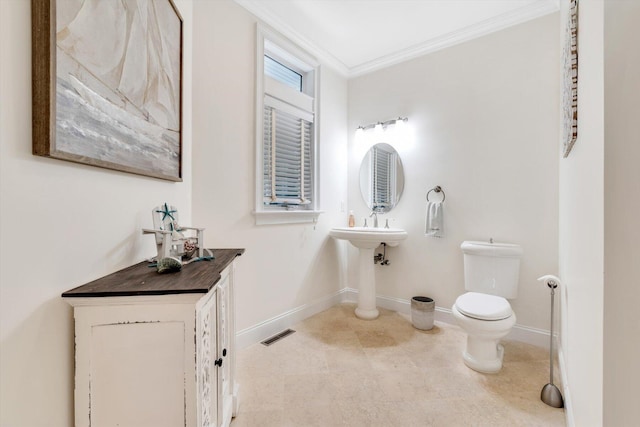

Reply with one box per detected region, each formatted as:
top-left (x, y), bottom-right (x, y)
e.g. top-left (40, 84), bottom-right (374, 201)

top-left (455, 292), bottom-right (512, 321)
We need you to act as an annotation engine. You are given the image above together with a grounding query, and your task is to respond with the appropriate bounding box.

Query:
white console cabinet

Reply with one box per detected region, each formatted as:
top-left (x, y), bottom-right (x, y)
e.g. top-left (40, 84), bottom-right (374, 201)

top-left (63, 249), bottom-right (244, 427)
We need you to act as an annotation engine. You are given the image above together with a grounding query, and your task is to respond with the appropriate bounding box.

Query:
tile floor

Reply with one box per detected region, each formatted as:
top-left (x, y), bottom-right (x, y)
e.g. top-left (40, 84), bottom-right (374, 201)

top-left (232, 303), bottom-right (566, 426)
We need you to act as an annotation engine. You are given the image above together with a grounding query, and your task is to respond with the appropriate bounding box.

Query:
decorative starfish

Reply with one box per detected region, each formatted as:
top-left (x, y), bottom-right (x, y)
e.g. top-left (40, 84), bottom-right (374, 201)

top-left (156, 203), bottom-right (178, 230)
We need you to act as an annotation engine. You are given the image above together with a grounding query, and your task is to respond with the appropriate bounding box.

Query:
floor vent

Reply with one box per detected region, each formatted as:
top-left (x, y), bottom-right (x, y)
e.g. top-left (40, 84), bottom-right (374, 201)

top-left (261, 329), bottom-right (296, 346)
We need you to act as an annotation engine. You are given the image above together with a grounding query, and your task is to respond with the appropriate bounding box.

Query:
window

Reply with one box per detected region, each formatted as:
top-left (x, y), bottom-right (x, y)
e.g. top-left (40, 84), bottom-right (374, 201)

top-left (255, 26), bottom-right (320, 225)
top-left (264, 56), bottom-right (302, 91)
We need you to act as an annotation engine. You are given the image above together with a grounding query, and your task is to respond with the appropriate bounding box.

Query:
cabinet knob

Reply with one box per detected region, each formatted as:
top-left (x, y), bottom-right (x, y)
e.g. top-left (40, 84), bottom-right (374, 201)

top-left (214, 358), bottom-right (223, 367)
top-left (222, 348), bottom-right (227, 357)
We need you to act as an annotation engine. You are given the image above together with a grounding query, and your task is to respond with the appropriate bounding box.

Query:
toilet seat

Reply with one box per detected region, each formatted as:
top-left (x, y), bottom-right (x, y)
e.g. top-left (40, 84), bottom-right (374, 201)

top-left (455, 292), bottom-right (512, 321)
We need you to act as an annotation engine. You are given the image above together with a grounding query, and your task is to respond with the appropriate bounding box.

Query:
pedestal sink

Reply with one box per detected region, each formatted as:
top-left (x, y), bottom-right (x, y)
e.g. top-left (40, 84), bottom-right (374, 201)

top-left (329, 227), bottom-right (408, 319)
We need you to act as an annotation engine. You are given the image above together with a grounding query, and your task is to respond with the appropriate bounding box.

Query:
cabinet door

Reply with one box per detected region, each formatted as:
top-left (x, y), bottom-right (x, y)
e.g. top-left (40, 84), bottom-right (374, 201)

top-left (216, 272), bottom-right (233, 427)
top-left (196, 290), bottom-right (218, 427)
top-left (72, 301), bottom-right (198, 427)
top-left (91, 322), bottom-right (185, 427)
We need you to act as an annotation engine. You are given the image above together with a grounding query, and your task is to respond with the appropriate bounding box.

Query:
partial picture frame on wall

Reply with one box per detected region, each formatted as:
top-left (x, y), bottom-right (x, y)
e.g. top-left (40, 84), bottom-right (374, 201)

top-left (562, 0), bottom-right (579, 158)
top-left (31, 0), bottom-right (183, 181)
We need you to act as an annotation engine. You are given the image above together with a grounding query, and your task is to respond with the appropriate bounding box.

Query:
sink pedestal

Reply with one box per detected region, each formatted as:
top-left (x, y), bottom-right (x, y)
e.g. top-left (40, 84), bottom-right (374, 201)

top-left (354, 247), bottom-right (379, 320)
top-left (329, 227), bottom-right (408, 321)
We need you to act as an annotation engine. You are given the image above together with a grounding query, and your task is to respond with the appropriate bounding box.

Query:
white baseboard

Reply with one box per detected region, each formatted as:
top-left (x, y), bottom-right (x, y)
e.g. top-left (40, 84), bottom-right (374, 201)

top-left (558, 344), bottom-right (574, 427)
top-left (506, 324), bottom-right (552, 350)
top-left (238, 287), bottom-right (553, 351)
top-left (342, 287), bottom-right (358, 304)
top-left (235, 289), bottom-right (347, 349)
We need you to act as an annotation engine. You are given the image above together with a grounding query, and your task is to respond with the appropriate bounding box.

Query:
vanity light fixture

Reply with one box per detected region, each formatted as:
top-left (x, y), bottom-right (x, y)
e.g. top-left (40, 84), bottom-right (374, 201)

top-left (356, 117), bottom-right (408, 132)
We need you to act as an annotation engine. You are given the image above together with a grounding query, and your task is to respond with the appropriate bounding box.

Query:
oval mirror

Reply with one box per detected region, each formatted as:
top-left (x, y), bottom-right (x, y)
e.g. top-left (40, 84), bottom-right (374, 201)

top-left (359, 143), bottom-right (405, 213)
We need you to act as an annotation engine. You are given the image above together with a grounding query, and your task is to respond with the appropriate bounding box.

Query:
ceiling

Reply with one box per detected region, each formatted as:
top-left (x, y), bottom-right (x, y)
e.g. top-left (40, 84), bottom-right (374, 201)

top-left (235, 0), bottom-right (559, 77)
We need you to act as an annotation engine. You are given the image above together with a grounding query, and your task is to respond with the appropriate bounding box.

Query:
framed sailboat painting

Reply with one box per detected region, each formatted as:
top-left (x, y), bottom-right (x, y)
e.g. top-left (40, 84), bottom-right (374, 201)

top-left (31, 0), bottom-right (183, 181)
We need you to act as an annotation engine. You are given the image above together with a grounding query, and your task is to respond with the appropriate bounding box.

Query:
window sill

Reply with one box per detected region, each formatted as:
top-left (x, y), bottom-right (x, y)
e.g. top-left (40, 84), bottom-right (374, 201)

top-left (253, 210), bottom-right (323, 225)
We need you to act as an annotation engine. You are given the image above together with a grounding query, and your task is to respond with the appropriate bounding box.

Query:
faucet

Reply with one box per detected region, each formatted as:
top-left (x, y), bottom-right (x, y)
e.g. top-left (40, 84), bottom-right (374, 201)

top-left (370, 210), bottom-right (379, 228)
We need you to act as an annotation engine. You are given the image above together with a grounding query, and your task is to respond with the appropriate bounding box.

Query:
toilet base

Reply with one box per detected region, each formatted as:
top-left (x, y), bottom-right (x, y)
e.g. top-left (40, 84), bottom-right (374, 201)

top-left (463, 343), bottom-right (504, 374)
top-left (452, 303), bottom-right (515, 374)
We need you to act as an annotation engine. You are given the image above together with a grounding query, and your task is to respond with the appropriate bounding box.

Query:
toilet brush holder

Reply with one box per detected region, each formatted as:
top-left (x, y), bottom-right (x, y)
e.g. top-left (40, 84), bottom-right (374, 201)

top-left (538, 275), bottom-right (564, 408)
top-left (541, 383), bottom-right (564, 408)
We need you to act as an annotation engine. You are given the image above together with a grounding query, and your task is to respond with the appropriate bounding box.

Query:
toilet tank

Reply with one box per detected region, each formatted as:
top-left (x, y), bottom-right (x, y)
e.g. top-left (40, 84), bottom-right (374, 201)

top-left (461, 241), bottom-right (523, 299)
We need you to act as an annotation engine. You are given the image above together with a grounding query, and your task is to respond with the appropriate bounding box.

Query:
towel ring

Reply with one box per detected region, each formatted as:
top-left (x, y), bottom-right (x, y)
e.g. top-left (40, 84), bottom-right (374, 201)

top-left (426, 186), bottom-right (445, 202)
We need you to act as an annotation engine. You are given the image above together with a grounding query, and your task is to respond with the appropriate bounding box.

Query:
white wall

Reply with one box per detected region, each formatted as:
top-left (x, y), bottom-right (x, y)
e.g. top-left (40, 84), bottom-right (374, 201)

top-left (0, 1), bottom-right (193, 425)
top-left (558, 0), bottom-right (605, 425)
top-left (191, 0), bottom-right (348, 334)
top-left (558, 3), bottom-right (640, 425)
top-left (603, 1), bottom-right (640, 425)
top-left (347, 14), bottom-right (560, 332)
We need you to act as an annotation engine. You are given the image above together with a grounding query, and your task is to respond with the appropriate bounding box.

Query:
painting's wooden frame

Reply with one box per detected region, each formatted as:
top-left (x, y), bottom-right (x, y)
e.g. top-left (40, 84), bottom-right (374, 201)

top-left (562, 0), bottom-right (579, 158)
top-left (31, 0), bottom-right (183, 181)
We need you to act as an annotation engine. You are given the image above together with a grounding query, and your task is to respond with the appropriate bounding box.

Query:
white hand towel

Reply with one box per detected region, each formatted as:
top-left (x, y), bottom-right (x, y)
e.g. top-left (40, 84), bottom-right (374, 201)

top-left (425, 201), bottom-right (443, 238)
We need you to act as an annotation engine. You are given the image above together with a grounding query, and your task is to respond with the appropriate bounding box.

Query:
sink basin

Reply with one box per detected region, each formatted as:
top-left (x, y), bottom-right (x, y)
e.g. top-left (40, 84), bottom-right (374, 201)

top-left (329, 227), bottom-right (408, 249)
top-left (330, 226), bottom-right (408, 320)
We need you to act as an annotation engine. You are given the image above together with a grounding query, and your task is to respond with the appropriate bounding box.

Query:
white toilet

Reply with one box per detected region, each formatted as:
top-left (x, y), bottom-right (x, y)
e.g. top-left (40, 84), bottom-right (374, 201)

top-left (452, 240), bottom-right (523, 373)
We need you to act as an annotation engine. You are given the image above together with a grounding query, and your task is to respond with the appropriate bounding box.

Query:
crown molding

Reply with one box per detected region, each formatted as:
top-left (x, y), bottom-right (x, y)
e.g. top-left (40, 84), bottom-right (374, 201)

top-left (349, 0), bottom-right (559, 77)
top-left (235, 0), bottom-right (559, 79)
top-left (234, 0), bottom-right (350, 76)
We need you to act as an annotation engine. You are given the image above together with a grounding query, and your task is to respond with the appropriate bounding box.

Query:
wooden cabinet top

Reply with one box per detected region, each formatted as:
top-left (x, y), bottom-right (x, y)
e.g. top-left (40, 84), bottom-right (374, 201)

top-left (62, 249), bottom-right (244, 298)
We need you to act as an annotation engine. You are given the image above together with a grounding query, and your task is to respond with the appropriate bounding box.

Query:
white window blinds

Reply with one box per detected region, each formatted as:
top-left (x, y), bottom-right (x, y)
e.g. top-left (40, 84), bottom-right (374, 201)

top-left (263, 105), bottom-right (313, 205)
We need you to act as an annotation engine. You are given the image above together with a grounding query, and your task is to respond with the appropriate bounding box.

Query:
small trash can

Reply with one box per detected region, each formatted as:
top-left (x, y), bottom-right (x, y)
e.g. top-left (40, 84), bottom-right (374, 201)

top-left (411, 296), bottom-right (435, 330)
